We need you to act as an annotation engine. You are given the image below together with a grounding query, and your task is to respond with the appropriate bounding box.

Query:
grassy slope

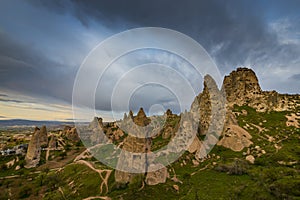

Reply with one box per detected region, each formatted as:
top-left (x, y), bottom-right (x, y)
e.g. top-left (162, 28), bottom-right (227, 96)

top-left (0, 105), bottom-right (299, 199)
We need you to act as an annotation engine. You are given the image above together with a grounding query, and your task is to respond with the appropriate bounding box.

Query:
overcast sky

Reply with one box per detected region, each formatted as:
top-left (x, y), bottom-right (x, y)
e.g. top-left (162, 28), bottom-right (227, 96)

top-left (0, 0), bottom-right (299, 121)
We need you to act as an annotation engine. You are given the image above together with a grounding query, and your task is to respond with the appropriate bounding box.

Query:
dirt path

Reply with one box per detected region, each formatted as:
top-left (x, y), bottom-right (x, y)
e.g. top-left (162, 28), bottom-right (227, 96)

top-left (82, 196), bottom-right (111, 200)
top-left (76, 160), bottom-right (112, 194)
top-left (191, 164), bottom-right (210, 176)
top-left (0, 167), bottom-right (61, 180)
top-left (58, 187), bottom-right (67, 200)
top-left (250, 123), bottom-right (263, 133)
top-left (74, 144), bottom-right (105, 162)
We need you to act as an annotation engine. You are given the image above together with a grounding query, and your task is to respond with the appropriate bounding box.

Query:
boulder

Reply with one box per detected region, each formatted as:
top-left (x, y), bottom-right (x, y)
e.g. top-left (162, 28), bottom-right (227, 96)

top-left (187, 137), bottom-right (201, 154)
top-left (246, 155), bottom-right (255, 164)
top-left (218, 125), bottom-right (252, 151)
top-left (145, 164), bottom-right (168, 185)
top-left (173, 184), bottom-right (179, 192)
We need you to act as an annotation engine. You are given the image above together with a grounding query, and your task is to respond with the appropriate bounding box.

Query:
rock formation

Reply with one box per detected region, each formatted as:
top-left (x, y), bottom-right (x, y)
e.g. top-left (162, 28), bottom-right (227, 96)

top-left (39, 125), bottom-right (48, 147)
top-left (223, 67), bottom-right (299, 112)
top-left (114, 109), bottom-right (169, 185)
top-left (114, 135), bottom-right (151, 183)
top-left (129, 110), bottom-right (134, 119)
top-left (48, 135), bottom-right (57, 149)
top-left (25, 127), bottom-right (42, 168)
top-left (190, 68), bottom-right (299, 152)
top-left (222, 67), bottom-right (262, 106)
top-left (133, 107), bottom-right (151, 126)
top-left (190, 76), bottom-right (212, 135)
top-left (93, 67), bottom-right (299, 188)
top-left (63, 126), bottom-right (80, 142)
top-left (89, 117), bottom-right (104, 130)
top-left (217, 125), bottom-right (252, 151)
top-left (145, 164), bottom-right (168, 185)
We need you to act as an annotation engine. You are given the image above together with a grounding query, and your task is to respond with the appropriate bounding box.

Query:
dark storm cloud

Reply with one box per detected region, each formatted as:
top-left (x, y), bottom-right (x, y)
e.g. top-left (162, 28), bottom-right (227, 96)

top-left (0, 31), bottom-right (77, 103)
top-left (0, 98), bottom-right (24, 104)
top-left (289, 74), bottom-right (300, 80)
top-left (0, 0), bottom-right (299, 119)
top-left (33, 0), bottom-right (300, 74)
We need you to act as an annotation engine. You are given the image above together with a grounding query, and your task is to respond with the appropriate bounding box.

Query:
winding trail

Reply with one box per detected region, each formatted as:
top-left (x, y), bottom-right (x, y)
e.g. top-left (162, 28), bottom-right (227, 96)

top-left (76, 160), bottom-right (112, 194)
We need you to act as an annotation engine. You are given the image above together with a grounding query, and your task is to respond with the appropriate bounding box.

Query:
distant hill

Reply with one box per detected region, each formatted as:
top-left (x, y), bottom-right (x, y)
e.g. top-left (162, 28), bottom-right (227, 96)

top-left (0, 119), bottom-right (74, 127)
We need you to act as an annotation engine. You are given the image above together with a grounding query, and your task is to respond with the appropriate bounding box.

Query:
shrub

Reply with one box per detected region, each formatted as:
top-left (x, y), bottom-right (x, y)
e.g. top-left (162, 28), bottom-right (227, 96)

top-left (215, 159), bottom-right (249, 175)
top-left (18, 185), bottom-right (32, 199)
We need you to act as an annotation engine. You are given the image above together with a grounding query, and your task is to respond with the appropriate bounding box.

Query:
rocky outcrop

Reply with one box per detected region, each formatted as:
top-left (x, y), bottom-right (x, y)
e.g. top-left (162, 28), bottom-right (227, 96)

top-left (145, 164), bottom-right (168, 185)
top-left (48, 135), bottom-right (57, 149)
top-left (217, 125), bottom-right (252, 151)
top-left (115, 135), bottom-right (151, 183)
top-left (129, 110), bottom-right (134, 119)
top-left (190, 75), bottom-right (226, 158)
top-left (223, 68), bottom-right (299, 112)
top-left (160, 110), bottom-right (180, 139)
top-left (187, 137), bottom-right (202, 154)
top-left (222, 67), bottom-right (262, 106)
top-left (286, 113), bottom-right (300, 128)
top-left (246, 155), bottom-right (255, 164)
top-left (25, 127), bottom-right (41, 168)
top-left (190, 68), bottom-right (299, 152)
top-left (191, 77), bottom-right (212, 135)
top-left (89, 117), bottom-right (104, 130)
top-left (134, 108), bottom-right (151, 127)
top-left (39, 125), bottom-right (48, 147)
top-left (63, 126), bottom-right (80, 142)
top-left (114, 109), bottom-right (170, 185)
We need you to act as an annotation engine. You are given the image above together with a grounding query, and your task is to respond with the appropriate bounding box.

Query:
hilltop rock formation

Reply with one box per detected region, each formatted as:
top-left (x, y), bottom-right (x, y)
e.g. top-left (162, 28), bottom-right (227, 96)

top-left (191, 68), bottom-right (299, 152)
top-left (223, 68), bottom-right (299, 112)
top-left (223, 68), bottom-right (262, 106)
